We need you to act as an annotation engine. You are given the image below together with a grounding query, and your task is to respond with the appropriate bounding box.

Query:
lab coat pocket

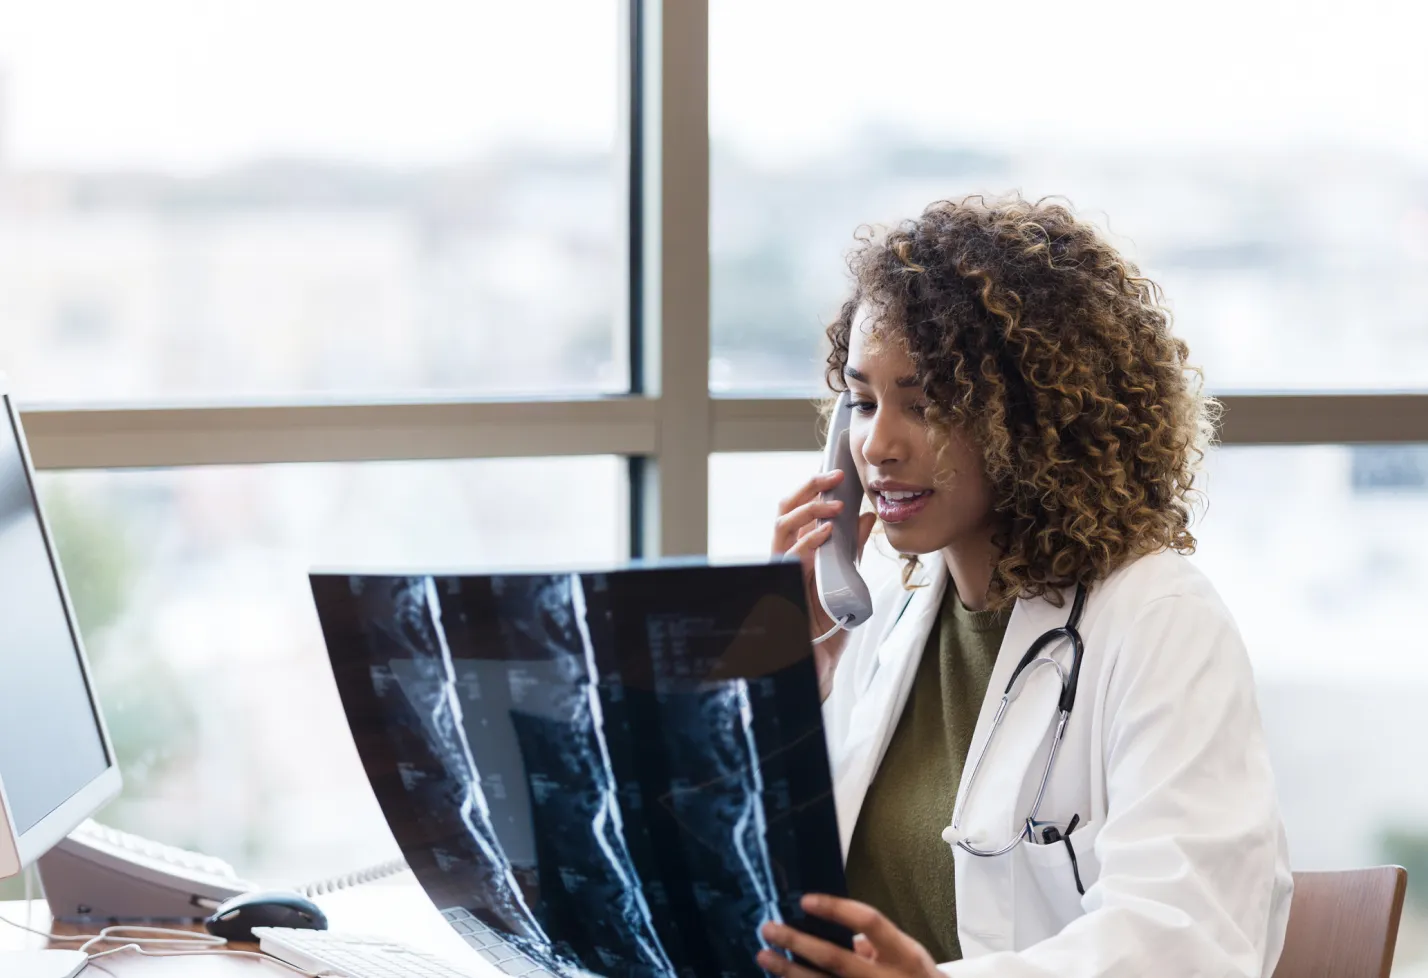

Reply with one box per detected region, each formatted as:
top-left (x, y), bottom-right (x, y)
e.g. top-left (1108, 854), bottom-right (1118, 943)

top-left (1010, 820), bottom-right (1100, 949)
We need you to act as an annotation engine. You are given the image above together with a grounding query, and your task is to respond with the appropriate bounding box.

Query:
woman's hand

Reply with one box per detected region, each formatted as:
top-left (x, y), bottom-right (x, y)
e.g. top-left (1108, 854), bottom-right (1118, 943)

top-left (756, 895), bottom-right (941, 978)
top-left (771, 470), bottom-right (876, 697)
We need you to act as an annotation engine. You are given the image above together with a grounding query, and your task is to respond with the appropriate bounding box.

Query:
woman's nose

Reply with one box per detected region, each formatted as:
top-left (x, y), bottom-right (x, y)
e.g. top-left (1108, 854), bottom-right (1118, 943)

top-left (859, 408), bottom-right (905, 467)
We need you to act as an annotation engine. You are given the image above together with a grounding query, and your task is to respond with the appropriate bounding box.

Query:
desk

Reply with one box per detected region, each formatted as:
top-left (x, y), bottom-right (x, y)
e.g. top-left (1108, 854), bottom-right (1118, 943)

top-left (0, 880), bottom-right (495, 976)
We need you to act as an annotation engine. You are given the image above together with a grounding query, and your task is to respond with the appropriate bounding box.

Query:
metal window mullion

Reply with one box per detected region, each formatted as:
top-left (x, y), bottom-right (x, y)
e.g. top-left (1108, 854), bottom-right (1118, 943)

top-left (19, 399), bottom-right (661, 470)
top-left (19, 392), bottom-right (1428, 470)
top-left (704, 393), bottom-right (1428, 453)
top-left (1211, 393), bottom-right (1428, 445)
top-left (19, 392), bottom-right (1428, 471)
top-left (634, 0), bottom-right (711, 558)
top-left (622, 0), bottom-right (649, 558)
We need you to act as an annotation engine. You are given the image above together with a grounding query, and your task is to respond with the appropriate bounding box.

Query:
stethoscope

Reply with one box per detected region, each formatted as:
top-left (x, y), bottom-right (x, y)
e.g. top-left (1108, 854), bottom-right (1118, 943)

top-left (940, 581), bottom-right (1089, 857)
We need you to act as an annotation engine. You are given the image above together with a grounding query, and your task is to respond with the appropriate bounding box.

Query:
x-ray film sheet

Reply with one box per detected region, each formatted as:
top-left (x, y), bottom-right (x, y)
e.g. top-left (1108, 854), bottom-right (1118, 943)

top-left (312, 561), bottom-right (848, 978)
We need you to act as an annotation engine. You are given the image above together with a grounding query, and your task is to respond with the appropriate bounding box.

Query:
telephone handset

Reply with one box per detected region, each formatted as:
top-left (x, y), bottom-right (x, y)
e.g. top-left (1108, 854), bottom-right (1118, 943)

top-left (813, 391), bottom-right (873, 641)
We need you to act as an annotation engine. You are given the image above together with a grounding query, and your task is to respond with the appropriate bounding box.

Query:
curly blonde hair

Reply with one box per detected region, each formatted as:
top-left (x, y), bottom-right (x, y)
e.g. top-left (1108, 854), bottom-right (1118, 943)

top-left (826, 194), bottom-right (1217, 608)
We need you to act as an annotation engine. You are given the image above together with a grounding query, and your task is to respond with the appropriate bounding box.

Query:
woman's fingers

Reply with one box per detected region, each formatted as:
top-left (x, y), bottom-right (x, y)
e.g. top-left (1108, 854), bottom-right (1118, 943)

top-left (801, 896), bottom-right (897, 945)
top-left (769, 469), bottom-right (873, 647)
top-left (758, 921), bottom-right (877, 978)
top-left (799, 895), bottom-right (935, 973)
top-left (791, 522), bottom-right (837, 642)
top-left (753, 950), bottom-right (826, 978)
top-left (787, 520), bottom-right (832, 558)
top-left (771, 497), bottom-right (844, 556)
top-left (853, 934), bottom-right (879, 962)
top-left (788, 503), bottom-right (874, 565)
top-left (782, 506), bottom-right (874, 571)
top-left (776, 469), bottom-right (845, 519)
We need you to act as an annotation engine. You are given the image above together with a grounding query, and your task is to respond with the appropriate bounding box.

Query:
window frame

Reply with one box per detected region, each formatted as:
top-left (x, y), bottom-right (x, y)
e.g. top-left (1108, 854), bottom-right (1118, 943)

top-left (16, 0), bottom-right (1428, 557)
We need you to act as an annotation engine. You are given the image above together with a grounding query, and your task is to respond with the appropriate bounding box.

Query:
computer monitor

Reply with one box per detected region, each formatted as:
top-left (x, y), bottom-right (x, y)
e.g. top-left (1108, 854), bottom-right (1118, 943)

top-left (0, 377), bottom-right (121, 881)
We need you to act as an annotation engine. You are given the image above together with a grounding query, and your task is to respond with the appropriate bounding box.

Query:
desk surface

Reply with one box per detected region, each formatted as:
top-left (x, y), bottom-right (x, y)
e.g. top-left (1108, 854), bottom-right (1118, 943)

top-left (0, 879), bottom-right (494, 975)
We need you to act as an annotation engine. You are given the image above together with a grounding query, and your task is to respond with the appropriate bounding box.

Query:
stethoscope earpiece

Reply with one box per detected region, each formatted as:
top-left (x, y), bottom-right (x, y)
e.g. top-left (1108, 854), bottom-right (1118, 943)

top-left (940, 824), bottom-right (967, 847)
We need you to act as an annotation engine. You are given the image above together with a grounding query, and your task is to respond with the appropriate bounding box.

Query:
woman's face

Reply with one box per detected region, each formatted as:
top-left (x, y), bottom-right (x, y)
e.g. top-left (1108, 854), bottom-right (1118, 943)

top-left (844, 310), bottom-right (997, 556)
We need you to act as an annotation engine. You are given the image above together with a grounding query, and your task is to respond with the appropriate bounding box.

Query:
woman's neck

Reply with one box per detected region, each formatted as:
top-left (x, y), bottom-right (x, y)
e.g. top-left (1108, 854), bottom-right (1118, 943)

top-left (940, 526), bottom-right (1001, 611)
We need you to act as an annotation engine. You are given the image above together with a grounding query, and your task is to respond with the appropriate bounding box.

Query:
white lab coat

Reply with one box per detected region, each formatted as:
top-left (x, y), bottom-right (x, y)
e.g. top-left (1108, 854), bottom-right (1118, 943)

top-left (822, 544), bottom-right (1294, 977)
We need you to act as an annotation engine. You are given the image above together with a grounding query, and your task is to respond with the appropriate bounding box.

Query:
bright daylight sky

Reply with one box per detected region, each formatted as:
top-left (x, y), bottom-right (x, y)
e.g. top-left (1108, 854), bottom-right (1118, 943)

top-left (0, 0), bottom-right (1423, 171)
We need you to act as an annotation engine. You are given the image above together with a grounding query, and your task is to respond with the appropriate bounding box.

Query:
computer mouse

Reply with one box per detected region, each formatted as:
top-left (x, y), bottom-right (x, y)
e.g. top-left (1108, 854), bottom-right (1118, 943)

top-left (203, 889), bottom-right (329, 942)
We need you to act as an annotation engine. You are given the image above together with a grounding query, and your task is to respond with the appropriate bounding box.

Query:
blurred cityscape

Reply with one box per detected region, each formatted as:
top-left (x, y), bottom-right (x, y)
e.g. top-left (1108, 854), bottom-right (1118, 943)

top-left (4, 50), bottom-right (1428, 973)
top-left (0, 147), bottom-right (624, 401)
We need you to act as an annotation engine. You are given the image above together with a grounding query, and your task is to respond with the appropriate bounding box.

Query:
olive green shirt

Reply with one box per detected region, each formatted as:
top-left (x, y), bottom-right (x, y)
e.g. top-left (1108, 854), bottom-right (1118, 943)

top-left (843, 585), bottom-right (1011, 964)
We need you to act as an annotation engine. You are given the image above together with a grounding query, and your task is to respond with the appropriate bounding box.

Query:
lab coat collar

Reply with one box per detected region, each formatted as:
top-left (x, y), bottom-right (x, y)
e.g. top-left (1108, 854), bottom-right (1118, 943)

top-left (874, 557), bottom-right (945, 677)
top-left (833, 556), bottom-right (948, 854)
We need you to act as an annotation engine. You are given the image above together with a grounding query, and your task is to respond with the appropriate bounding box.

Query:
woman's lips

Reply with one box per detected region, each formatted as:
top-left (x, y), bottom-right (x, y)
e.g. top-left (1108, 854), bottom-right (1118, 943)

top-left (874, 490), bottom-right (932, 524)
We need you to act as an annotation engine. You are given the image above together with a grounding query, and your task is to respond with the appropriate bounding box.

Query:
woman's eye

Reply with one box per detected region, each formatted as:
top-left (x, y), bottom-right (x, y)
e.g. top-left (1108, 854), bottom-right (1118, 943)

top-left (910, 402), bottom-right (929, 418)
top-left (848, 399), bottom-right (875, 415)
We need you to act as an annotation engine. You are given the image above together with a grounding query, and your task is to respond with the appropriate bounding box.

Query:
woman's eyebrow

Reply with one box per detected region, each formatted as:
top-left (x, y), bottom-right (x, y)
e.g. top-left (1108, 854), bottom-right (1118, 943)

top-left (844, 366), bottom-right (919, 388)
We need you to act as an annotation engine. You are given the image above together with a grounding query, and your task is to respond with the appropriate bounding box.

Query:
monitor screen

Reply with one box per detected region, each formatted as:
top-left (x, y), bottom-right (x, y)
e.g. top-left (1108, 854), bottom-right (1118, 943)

top-left (313, 562), bottom-right (850, 978)
top-left (0, 398), bottom-right (110, 835)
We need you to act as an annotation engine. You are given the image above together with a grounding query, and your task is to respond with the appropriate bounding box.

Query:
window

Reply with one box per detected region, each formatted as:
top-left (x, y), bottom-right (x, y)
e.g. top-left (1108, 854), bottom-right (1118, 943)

top-left (7, 3), bottom-right (1427, 966)
top-left (709, 0), bottom-right (1428, 394)
top-left (0, 1), bottom-right (623, 402)
top-left (1192, 446), bottom-right (1428, 923)
top-left (39, 457), bottom-right (625, 884)
top-left (709, 451), bottom-right (819, 560)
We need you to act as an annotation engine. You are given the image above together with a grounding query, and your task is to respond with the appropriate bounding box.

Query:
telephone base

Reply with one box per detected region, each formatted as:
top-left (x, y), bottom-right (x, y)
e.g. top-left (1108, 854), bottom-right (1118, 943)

top-left (37, 821), bottom-right (251, 923)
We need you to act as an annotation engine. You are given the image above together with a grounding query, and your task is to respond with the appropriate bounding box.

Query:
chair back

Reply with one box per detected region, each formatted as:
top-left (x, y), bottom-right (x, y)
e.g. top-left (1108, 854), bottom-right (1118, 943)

top-left (1273, 866), bottom-right (1407, 978)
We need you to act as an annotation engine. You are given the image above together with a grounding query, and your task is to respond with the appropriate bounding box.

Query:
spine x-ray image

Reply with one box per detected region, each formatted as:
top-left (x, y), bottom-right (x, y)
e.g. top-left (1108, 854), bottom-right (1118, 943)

top-left (313, 561), bottom-right (848, 978)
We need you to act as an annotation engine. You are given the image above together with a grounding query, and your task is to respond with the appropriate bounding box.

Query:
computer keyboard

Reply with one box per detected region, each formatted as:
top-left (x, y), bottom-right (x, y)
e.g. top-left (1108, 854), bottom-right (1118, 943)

top-left (440, 906), bottom-right (557, 976)
top-left (254, 927), bottom-right (490, 978)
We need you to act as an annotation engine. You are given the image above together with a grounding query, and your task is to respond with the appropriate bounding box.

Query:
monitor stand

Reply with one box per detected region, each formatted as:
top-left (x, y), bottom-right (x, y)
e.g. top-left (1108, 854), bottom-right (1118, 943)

top-left (1, 950), bottom-right (89, 978)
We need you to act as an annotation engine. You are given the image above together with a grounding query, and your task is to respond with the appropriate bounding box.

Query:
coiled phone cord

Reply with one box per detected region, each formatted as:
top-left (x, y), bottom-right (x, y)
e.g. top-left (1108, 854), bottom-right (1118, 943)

top-left (294, 857), bottom-right (410, 898)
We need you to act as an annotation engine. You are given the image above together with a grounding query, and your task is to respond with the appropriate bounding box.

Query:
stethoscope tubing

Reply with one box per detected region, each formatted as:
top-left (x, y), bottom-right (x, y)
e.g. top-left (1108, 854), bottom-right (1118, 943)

top-left (948, 582), bottom-right (1089, 857)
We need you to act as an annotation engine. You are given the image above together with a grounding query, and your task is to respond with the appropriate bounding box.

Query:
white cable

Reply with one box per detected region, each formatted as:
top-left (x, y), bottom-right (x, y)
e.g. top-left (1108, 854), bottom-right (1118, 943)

top-left (0, 913), bottom-right (321, 976)
top-left (0, 911), bottom-right (99, 945)
top-left (0, 913), bottom-right (220, 951)
top-left (83, 942), bottom-right (325, 975)
top-left (811, 615), bottom-right (851, 646)
top-left (0, 913), bottom-right (219, 953)
top-left (78, 924), bottom-right (226, 953)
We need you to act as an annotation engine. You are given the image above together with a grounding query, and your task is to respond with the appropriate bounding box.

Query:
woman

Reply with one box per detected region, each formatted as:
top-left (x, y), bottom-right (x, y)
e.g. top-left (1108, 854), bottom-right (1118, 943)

top-left (762, 195), bottom-right (1293, 977)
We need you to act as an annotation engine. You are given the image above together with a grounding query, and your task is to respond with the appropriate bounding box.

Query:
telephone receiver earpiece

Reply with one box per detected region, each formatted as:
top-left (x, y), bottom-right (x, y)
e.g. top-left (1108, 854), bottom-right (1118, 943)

top-left (813, 392), bottom-right (874, 629)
